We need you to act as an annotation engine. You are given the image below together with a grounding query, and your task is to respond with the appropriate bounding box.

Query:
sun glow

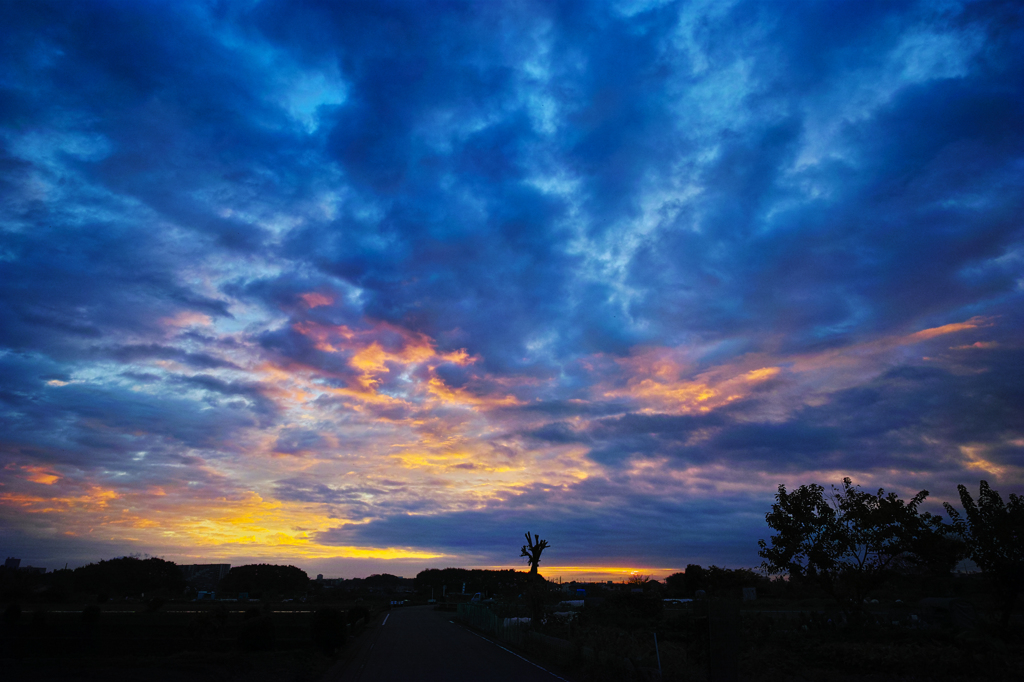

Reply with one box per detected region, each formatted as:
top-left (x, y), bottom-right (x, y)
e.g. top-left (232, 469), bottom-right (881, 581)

top-left (490, 565), bottom-right (682, 582)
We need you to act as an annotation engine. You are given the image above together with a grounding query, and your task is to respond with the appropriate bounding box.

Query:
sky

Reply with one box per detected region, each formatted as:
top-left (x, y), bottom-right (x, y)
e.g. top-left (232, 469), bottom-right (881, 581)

top-left (1, 0), bottom-right (1022, 581)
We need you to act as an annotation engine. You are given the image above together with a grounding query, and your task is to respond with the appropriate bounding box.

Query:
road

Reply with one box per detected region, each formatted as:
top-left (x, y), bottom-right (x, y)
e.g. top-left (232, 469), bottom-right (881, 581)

top-left (337, 605), bottom-right (566, 682)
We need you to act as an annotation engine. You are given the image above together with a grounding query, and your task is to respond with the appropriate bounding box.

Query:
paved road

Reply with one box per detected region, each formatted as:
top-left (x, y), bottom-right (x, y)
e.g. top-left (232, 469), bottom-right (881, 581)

top-left (339, 605), bottom-right (565, 682)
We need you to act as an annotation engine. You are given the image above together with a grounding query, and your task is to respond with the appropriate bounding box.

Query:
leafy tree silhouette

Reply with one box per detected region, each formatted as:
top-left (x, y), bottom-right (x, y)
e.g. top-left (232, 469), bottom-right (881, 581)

top-left (758, 477), bottom-right (951, 621)
top-left (73, 556), bottom-right (185, 597)
top-left (683, 563), bottom-right (705, 595)
top-left (520, 532), bottom-right (549, 576)
top-left (415, 568), bottom-right (532, 600)
top-left (219, 564), bottom-right (308, 598)
top-left (944, 480), bottom-right (1024, 627)
top-left (664, 571), bottom-right (687, 597)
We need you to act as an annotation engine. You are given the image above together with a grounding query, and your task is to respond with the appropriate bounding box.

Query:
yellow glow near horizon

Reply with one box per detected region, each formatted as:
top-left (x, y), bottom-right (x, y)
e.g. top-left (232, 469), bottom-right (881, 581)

top-left (0, 484), bottom-right (445, 561)
top-left (486, 565), bottom-right (683, 582)
top-left (2, 312), bottom-right (1007, 572)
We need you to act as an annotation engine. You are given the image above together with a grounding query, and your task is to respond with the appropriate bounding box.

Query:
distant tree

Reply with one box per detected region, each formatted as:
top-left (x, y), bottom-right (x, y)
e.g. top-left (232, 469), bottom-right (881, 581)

top-left (684, 564), bottom-right (706, 595)
top-left (758, 478), bottom-right (952, 620)
top-left (415, 567), bottom-right (466, 596)
top-left (944, 480), bottom-right (1024, 627)
top-left (219, 564), bottom-right (309, 596)
top-left (627, 574), bottom-right (650, 586)
top-left (520, 532), bottom-right (550, 576)
top-left (362, 573), bottom-right (404, 589)
top-left (669, 564), bottom-right (767, 597)
top-left (664, 572), bottom-right (686, 597)
top-left (45, 568), bottom-right (75, 602)
top-left (704, 566), bottom-right (770, 596)
top-left (415, 568), bottom-right (531, 599)
top-left (73, 557), bottom-right (185, 597)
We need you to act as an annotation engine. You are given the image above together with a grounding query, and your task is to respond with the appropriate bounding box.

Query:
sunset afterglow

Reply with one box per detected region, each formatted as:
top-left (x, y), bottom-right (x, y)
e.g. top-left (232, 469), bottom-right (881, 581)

top-left (1, 1), bottom-right (1022, 579)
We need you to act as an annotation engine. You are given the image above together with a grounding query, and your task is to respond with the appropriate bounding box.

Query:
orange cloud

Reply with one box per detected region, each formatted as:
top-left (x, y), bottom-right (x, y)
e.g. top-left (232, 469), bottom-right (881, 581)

top-left (289, 319), bottom-right (476, 398)
top-left (907, 317), bottom-right (989, 342)
top-left (958, 445), bottom-right (1007, 477)
top-left (393, 450), bottom-right (522, 474)
top-left (605, 346), bottom-right (780, 414)
top-left (602, 316), bottom-right (995, 418)
top-left (22, 465), bottom-right (60, 485)
top-left (952, 341), bottom-right (999, 350)
top-left (300, 292), bottom-right (334, 308)
top-left (0, 484), bottom-right (119, 512)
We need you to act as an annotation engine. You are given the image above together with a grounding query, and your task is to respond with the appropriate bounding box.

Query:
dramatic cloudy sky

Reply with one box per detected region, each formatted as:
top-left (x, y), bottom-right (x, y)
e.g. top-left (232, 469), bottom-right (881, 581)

top-left (1, 0), bottom-right (1022, 579)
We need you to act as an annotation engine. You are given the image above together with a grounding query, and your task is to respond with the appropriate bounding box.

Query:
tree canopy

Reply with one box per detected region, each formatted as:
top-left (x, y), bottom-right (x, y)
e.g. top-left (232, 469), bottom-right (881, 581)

top-left (944, 480), bottom-right (1024, 626)
top-left (361, 573), bottom-right (405, 588)
top-left (73, 556), bottom-right (185, 597)
top-left (666, 564), bottom-right (768, 597)
top-left (758, 477), bottom-right (954, 617)
top-left (415, 568), bottom-right (534, 598)
top-left (219, 564), bottom-right (309, 596)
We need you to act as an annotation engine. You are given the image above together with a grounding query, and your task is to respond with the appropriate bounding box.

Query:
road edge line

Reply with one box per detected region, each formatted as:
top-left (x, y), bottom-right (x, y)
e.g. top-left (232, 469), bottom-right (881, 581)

top-left (450, 620), bottom-right (570, 681)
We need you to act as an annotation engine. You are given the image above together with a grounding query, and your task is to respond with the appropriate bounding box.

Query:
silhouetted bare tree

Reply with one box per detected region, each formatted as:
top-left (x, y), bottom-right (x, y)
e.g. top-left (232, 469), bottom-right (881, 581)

top-left (520, 532), bottom-right (549, 576)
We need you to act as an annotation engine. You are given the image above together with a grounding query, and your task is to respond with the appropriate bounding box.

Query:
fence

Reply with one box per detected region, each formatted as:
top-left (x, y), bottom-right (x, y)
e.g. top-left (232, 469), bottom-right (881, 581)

top-left (456, 602), bottom-right (528, 647)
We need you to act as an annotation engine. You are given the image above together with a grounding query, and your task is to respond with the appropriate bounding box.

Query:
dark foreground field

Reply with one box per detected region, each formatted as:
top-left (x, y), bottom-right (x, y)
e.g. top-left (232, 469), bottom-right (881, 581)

top-left (0, 602), bottom-right (566, 682)
top-left (0, 603), bottom-right (347, 682)
top-left (3, 596), bottom-right (1023, 681)
top-left (453, 594), bottom-right (1024, 682)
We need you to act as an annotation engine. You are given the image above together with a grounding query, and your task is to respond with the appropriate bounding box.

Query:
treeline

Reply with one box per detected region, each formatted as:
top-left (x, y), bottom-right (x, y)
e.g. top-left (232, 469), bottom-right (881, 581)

top-left (415, 567), bottom-right (536, 598)
top-left (219, 564), bottom-right (309, 596)
top-left (0, 557), bottom-right (312, 602)
top-left (0, 557), bottom-right (185, 603)
top-left (664, 565), bottom-right (770, 598)
top-left (757, 478), bottom-right (1023, 625)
